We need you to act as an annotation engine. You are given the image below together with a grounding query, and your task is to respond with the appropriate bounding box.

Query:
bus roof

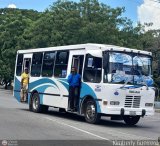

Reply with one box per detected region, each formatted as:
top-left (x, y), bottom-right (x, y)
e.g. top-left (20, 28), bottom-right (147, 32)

top-left (17, 43), bottom-right (152, 56)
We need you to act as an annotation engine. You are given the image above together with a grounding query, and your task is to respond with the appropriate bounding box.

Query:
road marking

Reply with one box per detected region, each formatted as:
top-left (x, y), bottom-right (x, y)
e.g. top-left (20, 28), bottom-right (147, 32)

top-left (45, 116), bottom-right (154, 140)
top-left (45, 117), bottom-right (110, 141)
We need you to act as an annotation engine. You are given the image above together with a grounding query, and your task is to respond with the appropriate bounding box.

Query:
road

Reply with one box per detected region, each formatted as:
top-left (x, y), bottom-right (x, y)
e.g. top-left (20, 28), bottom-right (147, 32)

top-left (0, 89), bottom-right (160, 146)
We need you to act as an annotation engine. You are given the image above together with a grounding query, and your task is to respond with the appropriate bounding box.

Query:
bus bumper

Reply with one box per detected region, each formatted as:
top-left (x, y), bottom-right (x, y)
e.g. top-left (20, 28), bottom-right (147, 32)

top-left (102, 107), bottom-right (155, 116)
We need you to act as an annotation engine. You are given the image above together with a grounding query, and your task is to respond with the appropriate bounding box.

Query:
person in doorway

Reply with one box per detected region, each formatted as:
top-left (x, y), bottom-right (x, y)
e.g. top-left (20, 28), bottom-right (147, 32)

top-left (67, 67), bottom-right (81, 111)
top-left (20, 67), bottom-right (29, 102)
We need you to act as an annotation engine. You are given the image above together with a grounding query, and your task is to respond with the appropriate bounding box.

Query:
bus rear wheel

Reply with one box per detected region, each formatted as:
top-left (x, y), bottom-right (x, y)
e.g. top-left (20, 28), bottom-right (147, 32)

top-left (84, 99), bottom-right (101, 124)
top-left (31, 92), bottom-right (42, 113)
top-left (123, 116), bottom-right (140, 125)
top-left (30, 92), bottom-right (49, 113)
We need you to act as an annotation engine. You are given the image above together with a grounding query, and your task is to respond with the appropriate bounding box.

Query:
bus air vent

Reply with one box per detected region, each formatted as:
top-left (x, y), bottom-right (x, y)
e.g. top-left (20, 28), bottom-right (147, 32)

top-left (124, 96), bottom-right (141, 108)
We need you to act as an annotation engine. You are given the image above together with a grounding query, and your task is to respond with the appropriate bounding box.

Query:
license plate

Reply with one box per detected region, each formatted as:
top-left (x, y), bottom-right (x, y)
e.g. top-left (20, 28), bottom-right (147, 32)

top-left (129, 111), bottom-right (136, 116)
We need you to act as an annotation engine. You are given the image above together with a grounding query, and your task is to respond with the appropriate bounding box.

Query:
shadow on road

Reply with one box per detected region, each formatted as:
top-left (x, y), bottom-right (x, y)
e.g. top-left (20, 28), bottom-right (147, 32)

top-left (19, 108), bottom-right (147, 129)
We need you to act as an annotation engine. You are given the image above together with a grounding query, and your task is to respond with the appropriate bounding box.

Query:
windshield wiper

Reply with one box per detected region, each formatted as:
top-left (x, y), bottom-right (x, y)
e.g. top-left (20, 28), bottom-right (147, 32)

top-left (120, 76), bottom-right (132, 89)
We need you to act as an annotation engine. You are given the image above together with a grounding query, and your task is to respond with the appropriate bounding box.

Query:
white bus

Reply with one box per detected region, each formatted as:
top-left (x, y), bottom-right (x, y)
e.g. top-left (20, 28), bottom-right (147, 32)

top-left (13, 43), bottom-right (155, 125)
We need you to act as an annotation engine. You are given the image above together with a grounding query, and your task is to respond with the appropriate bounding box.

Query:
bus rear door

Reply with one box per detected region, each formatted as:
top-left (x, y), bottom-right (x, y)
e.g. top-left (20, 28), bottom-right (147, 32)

top-left (14, 53), bottom-right (32, 102)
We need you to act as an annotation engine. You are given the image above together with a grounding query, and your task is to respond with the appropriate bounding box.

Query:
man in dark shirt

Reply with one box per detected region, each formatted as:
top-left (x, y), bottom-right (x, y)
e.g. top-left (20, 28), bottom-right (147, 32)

top-left (67, 67), bottom-right (81, 111)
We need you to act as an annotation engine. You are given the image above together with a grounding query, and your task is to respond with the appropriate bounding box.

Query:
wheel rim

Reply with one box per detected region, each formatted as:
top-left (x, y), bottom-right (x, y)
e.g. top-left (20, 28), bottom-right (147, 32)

top-left (86, 102), bottom-right (96, 121)
top-left (33, 94), bottom-right (38, 110)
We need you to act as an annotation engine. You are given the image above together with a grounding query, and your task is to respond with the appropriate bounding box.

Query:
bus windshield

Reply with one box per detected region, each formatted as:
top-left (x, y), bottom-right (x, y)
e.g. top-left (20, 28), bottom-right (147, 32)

top-left (103, 51), bottom-right (153, 85)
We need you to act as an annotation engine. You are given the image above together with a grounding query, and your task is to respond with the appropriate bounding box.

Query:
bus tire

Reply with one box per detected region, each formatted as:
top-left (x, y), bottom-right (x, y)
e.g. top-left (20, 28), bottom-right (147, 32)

top-left (123, 116), bottom-right (140, 125)
top-left (31, 92), bottom-right (42, 113)
top-left (59, 108), bottom-right (66, 113)
top-left (84, 99), bottom-right (101, 124)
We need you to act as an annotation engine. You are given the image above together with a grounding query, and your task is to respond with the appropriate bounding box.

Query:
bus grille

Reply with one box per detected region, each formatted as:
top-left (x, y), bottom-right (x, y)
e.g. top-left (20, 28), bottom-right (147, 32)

top-left (124, 96), bottom-right (141, 108)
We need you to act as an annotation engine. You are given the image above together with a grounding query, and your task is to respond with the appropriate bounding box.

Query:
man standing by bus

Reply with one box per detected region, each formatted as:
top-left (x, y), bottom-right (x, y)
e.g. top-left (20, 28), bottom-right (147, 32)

top-left (67, 67), bottom-right (81, 111)
top-left (20, 67), bottom-right (29, 102)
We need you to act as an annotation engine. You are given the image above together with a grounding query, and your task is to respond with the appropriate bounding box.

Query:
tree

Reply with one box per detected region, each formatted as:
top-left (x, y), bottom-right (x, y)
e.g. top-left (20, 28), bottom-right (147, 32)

top-left (0, 0), bottom-right (159, 89)
top-left (0, 8), bottom-right (40, 88)
top-left (27, 0), bottom-right (137, 46)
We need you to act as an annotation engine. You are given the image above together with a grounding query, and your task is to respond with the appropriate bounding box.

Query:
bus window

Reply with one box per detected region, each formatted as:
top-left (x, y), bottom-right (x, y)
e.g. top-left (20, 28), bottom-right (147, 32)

top-left (42, 52), bottom-right (55, 77)
top-left (83, 54), bottom-right (102, 83)
top-left (31, 53), bottom-right (43, 77)
top-left (54, 51), bottom-right (69, 78)
top-left (23, 58), bottom-right (31, 73)
top-left (16, 54), bottom-right (23, 76)
top-left (71, 55), bottom-right (84, 75)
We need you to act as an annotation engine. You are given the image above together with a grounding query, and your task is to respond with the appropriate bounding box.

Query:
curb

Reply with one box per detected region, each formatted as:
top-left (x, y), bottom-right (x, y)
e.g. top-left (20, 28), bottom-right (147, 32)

top-left (155, 109), bottom-right (160, 113)
top-left (155, 101), bottom-right (160, 110)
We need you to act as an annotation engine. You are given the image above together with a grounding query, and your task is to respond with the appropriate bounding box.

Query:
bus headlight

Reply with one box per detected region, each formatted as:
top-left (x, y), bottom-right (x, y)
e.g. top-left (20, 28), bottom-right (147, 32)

top-left (145, 103), bottom-right (153, 107)
top-left (110, 101), bottom-right (120, 105)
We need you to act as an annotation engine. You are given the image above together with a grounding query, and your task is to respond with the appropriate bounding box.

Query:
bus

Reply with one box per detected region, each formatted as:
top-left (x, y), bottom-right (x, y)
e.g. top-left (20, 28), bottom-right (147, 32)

top-left (13, 43), bottom-right (155, 125)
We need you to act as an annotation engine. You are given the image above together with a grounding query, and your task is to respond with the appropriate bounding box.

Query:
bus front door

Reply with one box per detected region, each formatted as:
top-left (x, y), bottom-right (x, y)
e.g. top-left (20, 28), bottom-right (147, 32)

top-left (71, 55), bottom-right (84, 75)
top-left (71, 55), bottom-right (84, 111)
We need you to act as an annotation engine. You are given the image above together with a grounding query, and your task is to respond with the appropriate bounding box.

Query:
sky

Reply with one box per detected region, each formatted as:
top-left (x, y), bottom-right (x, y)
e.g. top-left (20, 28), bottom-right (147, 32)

top-left (0, 0), bottom-right (160, 30)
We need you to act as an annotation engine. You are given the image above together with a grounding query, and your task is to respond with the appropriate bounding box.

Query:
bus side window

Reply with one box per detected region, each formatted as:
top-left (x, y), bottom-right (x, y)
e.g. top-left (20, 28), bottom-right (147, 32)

top-left (16, 54), bottom-right (23, 76)
top-left (83, 54), bottom-right (102, 83)
top-left (54, 51), bottom-right (69, 78)
top-left (31, 53), bottom-right (43, 77)
top-left (42, 52), bottom-right (55, 77)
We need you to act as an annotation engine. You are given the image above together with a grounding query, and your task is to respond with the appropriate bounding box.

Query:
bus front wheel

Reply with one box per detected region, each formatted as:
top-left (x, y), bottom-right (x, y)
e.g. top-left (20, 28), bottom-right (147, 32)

top-left (123, 116), bottom-right (140, 125)
top-left (84, 99), bottom-right (101, 124)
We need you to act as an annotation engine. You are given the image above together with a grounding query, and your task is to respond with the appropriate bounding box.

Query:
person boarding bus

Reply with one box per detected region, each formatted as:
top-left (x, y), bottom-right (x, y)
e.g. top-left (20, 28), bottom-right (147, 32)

top-left (20, 67), bottom-right (29, 102)
top-left (67, 67), bottom-right (81, 111)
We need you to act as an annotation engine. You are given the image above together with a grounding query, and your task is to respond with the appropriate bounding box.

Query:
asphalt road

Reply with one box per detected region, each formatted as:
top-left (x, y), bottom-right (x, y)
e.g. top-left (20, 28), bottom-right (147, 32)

top-left (0, 89), bottom-right (160, 146)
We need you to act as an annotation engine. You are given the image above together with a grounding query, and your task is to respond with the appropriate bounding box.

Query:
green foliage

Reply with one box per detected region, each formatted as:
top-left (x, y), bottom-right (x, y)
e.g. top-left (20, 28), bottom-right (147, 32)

top-left (0, 8), bottom-right (40, 81)
top-left (0, 0), bottom-right (160, 88)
